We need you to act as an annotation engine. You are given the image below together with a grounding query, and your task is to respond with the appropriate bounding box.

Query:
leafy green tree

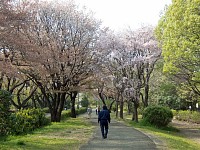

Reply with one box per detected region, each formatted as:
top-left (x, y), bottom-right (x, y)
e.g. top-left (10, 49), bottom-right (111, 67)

top-left (148, 60), bottom-right (188, 109)
top-left (155, 0), bottom-right (200, 97)
top-left (81, 95), bottom-right (89, 108)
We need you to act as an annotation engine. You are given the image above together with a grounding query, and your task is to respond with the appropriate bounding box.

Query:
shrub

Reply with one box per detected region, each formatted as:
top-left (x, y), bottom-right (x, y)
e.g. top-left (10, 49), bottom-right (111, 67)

top-left (190, 111), bottom-right (200, 124)
top-left (42, 107), bottom-right (50, 113)
top-left (76, 107), bottom-right (87, 114)
top-left (171, 109), bottom-right (179, 117)
top-left (142, 105), bottom-right (173, 127)
top-left (0, 90), bottom-right (12, 136)
top-left (10, 108), bottom-right (50, 135)
top-left (175, 110), bottom-right (190, 121)
top-left (174, 110), bottom-right (200, 123)
top-left (61, 107), bottom-right (87, 120)
top-left (61, 109), bottom-right (71, 120)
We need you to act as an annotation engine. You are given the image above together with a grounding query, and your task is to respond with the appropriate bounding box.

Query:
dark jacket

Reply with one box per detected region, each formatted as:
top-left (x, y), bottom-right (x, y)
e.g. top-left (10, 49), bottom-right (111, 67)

top-left (98, 106), bottom-right (110, 123)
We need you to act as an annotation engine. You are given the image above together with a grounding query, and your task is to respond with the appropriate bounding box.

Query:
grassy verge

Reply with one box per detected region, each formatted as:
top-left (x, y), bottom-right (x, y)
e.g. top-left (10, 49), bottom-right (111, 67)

top-left (123, 114), bottom-right (200, 150)
top-left (0, 114), bottom-right (93, 150)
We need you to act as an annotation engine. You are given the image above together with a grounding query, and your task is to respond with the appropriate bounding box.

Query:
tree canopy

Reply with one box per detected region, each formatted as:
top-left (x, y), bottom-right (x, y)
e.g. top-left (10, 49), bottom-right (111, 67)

top-left (155, 0), bottom-right (200, 96)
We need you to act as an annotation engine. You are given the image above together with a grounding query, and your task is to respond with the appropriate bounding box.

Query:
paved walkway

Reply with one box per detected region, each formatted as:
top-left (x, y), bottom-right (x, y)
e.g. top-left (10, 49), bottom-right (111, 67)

top-left (80, 111), bottom-right (165, 150)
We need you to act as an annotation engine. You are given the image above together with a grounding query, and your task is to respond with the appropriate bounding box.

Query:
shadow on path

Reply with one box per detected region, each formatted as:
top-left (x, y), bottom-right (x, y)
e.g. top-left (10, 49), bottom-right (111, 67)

top-left (80, 110), bottom-right (165, 150)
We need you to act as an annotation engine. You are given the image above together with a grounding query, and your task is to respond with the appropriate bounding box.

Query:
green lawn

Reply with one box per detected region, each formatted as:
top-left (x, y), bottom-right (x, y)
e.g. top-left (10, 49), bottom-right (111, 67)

top-left (0, 117), bottom-right (94, 150)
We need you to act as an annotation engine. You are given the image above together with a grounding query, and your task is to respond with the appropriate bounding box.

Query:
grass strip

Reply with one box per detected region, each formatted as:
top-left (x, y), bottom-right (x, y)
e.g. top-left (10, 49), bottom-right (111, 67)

top-left (0, 115), bottom-right (94, 150)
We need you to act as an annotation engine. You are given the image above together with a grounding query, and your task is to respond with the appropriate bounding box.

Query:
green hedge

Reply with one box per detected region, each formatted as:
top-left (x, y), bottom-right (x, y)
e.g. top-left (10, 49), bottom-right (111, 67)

top-left (173, 110), bottom-right (200, 124)
top-left (0, 90), bottom-right (12, 136)
top-left (10, 108), bottom-right (50, 135)
top-left (142, 105), bottom-right (173, 127)
top-left (42, 107), bottom-right (50, 113)
top-left (61, 107), bottom-right (87, 120)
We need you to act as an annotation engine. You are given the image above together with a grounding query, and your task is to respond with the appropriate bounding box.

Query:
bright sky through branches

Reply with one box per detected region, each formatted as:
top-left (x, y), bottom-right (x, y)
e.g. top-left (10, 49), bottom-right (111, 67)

top-left (75, 0), bottom-right (172, 31)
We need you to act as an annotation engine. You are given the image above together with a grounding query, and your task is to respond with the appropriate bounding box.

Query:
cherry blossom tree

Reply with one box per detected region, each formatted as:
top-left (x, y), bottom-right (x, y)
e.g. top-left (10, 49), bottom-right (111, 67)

top-left (0, 0), bottom-right (39, 110)
top-left (121, 26), bottom-right (161, 121)
top-left (125, 26), bottom-right (161, 106)
top-left (95, 28), bottom-right (135, 119)
top-left (1, 0), bottom-right (101, 122)
top-left (19, 1), bottom-right (101, 121)
top-left (96, 26), bottom-right (161, 121)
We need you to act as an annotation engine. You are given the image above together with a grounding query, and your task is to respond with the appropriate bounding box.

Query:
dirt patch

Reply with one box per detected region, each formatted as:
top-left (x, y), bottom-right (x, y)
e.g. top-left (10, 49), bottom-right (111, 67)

top-left (170, 119), bottom-right (200, 144)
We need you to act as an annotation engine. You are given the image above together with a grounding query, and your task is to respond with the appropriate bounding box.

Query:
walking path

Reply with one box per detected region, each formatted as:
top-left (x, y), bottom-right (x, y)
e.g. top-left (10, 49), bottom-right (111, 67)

top-left (80, 111), bottom-right (165, 150)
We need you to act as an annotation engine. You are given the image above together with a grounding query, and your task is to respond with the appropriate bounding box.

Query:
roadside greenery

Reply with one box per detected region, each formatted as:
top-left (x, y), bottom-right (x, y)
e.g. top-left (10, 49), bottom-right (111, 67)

top-left (172, 110), bottom-right (200, 124)
top-left (61, 107), bottom-right (87, 120)
top-left (9, 108), bottom-right (50, 135)
top-left (131, 122), bottom-right (200, 150)
top-left (0, 109), bottom-right (92, 150)
top-left (155, 0), bottom-right (200, 102)
top-left (0, 90), bottom-right (12, 136)
top-left (124, 114), bottom-right (200, 150)
top-left (142, 105), bottom-right (173, 127)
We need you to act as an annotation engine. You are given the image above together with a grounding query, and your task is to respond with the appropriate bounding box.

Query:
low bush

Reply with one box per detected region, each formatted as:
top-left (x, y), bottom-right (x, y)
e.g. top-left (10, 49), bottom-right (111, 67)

top-left (76, 107), bottom-right (87, 114)
top-left (173, 110), bottom-right (200, 124)
top-left (190, 111), bottom-right (200, 124)
top-left (171, 109), bottom-right (179, 117)
top-left (42, 107), bottom-right (50, 113)
top-left (61, 107), bottom-right (87, 120)
top-left (142, 105), bottom-right (173, 127)
top-left (10, 108), bottom-right (50, 135)
top-left (0, 90), bottom-right (12, 136)
top-left (174, 110), bottom-right (190, 121)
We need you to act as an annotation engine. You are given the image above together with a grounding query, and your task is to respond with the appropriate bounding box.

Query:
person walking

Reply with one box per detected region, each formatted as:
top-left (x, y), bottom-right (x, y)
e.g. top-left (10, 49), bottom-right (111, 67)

top-left (96, 106), bottom-right (101, 115)
top-left (87, 106), bottom-right (92, 119)
top-left (96, 107), bottom-right (98, 115)
top-left (97, 106), bottom-right (101, 114)
top-left (98, 105), bottom-right (110, 139)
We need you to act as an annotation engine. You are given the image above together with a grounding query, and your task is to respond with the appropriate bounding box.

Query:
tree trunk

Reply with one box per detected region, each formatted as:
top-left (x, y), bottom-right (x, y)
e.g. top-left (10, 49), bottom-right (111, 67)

top-left (144, 63), bottom-right (156, 107)
top-left (132, 108), bottom-right (135, 121)
top-left (116, 101), bottom-right (119, 118)
top-left (127, 101), bottom-right (131, 115)
top-left (132, 101), bottom-right (139, 123)
top-left (70, 91), bottom-right (78, 118)
top-left (32, 97), bottom-right (37, 108)
top-left (108, 99), bottom-right (115, 112)
top-left (98, 92), bottom-right (106, 105)
top-left (0, 73), bottom-right (3, 89)
top-left (37, 82), bottom-right (61, 122)
top-left (50, 92), bottom-right (66, 122)
top-left (71, 98), bottom-right (76, 118)
top-left (50, 107), bottom-right (60, 122)
top-left (144, 81), bottom-right (149, 107)
top-left (77, 93), bottom-right (79, 109)
top-left (119, 95), bottom-right (124, 119)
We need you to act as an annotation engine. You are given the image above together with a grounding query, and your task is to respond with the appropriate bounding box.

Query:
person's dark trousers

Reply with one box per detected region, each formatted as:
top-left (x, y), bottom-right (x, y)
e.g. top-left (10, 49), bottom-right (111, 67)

top-left (100, 120), bottom-right (108, 138)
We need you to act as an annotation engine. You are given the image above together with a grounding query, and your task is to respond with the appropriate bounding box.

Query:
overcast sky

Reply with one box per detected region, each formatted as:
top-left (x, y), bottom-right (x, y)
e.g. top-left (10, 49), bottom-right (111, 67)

top-left (74, 0), bottom-right (172, 31)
